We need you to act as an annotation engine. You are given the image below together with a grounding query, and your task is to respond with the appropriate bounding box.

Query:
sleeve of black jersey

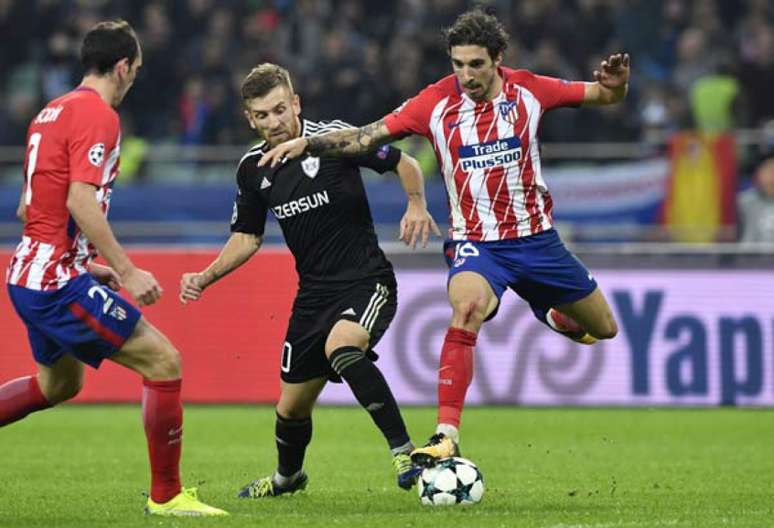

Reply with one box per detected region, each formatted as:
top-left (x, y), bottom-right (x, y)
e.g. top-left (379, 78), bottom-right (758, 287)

top-left (230, 163), bottom-right (268, 236)
top-left (350, 144), bottom-right (402, 174)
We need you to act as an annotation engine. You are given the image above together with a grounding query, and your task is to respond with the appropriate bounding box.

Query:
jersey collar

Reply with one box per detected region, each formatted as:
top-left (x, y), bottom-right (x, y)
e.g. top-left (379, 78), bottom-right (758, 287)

top-left (74, 86), bottom-right (100, 95)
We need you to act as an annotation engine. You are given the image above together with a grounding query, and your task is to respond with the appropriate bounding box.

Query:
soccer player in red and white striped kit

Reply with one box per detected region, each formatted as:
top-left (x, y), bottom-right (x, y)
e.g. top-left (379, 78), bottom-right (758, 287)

top-left (259, 8), bottom-right (628, 464)
top-left (0, 19), bottom-right (225, 516)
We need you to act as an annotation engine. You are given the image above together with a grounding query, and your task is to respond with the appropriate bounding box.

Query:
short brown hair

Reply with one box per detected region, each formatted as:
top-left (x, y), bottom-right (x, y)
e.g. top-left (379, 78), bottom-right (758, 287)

top-left (444, 8), bottom-right (509, 61)
top-left (81, 19), bottom-right (139, 75)
top-left (241, 63), bottom-right (294, 101)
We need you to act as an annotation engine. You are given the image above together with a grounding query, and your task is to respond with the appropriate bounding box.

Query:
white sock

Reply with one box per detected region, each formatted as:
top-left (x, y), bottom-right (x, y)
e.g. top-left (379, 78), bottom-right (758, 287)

top-left (435, 423), bottom-right (460, 444)
top-left (273, 469), bottom-right (302, 487)
top-left (391, 441), bottom-right (414, 457)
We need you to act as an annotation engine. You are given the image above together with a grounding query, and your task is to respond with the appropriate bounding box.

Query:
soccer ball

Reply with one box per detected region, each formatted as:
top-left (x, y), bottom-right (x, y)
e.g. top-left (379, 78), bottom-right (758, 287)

top-left (418, 457), bottom-right (484, 506)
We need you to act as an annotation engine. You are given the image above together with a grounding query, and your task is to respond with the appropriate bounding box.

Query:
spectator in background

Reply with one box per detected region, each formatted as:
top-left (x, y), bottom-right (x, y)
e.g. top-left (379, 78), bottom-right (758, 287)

top-left (738, 23), bottom-right (774, 128)
top-left (738, 157), bottom-right (774, 243)
top-left (1, 0), bottom-right (774, 154)
top-left (690, 53), bottom-right (741, 133)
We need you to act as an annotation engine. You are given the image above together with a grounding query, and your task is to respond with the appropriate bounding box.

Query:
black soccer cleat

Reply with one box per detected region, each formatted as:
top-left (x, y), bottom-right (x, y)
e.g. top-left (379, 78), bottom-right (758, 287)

top-left (238, 472), bottom-right (308, 498)
top-left (393, 453), bottom-right (423, 490)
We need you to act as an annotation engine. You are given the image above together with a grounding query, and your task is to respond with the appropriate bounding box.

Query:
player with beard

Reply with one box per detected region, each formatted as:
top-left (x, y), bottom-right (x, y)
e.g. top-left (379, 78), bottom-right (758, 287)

top-left (2, 20), bottom-right (226, 517)
top-left (257, 9), bottom-right (629, 466)
top-left (180, 63), bottom-right (439, 496)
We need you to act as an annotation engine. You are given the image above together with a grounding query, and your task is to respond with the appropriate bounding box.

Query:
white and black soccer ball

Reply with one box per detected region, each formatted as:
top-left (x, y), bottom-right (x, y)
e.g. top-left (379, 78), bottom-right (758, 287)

top-left (418, 457), bottom-right (484, 506)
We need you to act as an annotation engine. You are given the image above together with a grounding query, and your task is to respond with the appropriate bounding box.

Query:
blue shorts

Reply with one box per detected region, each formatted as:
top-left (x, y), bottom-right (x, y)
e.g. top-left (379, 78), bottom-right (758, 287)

top-left (444, 229), bottom-right (597, 323)
top-left (8, 273), bottom-right (142, 369)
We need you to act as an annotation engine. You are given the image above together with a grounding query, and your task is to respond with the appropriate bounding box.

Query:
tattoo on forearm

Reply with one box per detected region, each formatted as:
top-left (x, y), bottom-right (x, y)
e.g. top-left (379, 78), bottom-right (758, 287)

top-left (307, 119), bottom-right (393, 157)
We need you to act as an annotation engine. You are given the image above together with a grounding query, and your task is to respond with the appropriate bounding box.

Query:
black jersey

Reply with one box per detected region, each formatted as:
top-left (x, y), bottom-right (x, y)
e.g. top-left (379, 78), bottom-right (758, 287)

top-left (231, 118), bottom-right (401, 285)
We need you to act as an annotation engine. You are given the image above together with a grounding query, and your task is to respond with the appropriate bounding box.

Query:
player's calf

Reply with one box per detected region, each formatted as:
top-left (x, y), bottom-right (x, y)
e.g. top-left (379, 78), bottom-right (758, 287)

top-left (0, 376), bottom-right (52, 427)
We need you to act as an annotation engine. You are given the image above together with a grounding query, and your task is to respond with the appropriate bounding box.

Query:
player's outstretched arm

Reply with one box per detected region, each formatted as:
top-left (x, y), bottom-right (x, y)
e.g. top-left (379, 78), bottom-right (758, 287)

top-left (396, 153), bottom-right (441, 249)
top-left (258, 118), bottom-right (396, 168)
top-left (179, 232), bottom-right (262, 304)
top-left (583, 53), bottom-right (630, 106)
top-left (67, 182), bottom-right (161, 306)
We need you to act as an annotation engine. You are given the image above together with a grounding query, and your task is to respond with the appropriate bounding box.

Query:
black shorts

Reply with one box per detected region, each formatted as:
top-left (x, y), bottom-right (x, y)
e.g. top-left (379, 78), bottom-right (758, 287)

top-left (280, 274), bottom-right (397, 383)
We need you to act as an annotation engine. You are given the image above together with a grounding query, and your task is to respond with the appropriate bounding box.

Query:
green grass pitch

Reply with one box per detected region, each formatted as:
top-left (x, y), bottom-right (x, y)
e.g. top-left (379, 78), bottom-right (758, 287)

top-left (0, 406), bottom-right (772, 527)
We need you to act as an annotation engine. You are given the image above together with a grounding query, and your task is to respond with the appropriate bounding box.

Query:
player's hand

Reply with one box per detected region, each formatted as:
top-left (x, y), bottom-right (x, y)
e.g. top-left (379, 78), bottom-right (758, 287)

top-left (179, 272), bottom-right (207, 304)
top-left (121, 267), bottom-right (162, 307)
top-left (400, 201), bottom-right (441, 249)
top-left (594, 53), bottom-right (630, 89)
top-left (89, 263), bottom-right (122, 291)
top-left (257, 137), bottom-right (308, 168)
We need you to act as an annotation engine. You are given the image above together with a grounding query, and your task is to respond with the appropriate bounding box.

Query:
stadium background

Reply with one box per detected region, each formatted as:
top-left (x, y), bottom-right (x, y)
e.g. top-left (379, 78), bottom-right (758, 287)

top-left (1, 0), bottom-right (773, 407)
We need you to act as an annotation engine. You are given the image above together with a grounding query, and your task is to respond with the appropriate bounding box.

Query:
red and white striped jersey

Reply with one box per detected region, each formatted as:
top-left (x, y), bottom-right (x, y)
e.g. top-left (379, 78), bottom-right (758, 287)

top-left (385, 67), bottom-right (585, 241)
top-left (7, 87), bottom-right (121, 291)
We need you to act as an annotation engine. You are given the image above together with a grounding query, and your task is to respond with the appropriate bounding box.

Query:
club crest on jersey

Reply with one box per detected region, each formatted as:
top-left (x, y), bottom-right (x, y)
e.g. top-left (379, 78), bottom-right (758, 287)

top-left (88, 143), bottom-right (105, 167)
top-left (498, 100), bottom-right (519, 124)
top-left (458, 137), bottom-right (522, 172)
top-left (301, 156), bottom-right (320, 178)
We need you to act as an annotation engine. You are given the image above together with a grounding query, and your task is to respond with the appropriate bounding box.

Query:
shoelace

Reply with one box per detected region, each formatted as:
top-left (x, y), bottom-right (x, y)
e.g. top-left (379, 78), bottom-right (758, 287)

top-left (248, 478), bottom-right (274, 497)
top-left (392, 454), bottom-right (413, 474)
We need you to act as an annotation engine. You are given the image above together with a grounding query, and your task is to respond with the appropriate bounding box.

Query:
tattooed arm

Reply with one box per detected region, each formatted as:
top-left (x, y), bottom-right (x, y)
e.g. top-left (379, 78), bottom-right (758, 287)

top-left (257, 118), bottom-right (396, 167)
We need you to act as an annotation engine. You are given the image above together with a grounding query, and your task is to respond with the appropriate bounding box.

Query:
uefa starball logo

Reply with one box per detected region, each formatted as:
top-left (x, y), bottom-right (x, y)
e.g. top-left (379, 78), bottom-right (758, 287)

top-left (458, 137), bottom-right (522, 172)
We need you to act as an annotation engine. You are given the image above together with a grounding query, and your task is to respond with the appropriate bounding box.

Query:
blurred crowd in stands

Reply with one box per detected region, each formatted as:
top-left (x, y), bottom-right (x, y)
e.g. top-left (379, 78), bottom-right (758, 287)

top-left (2, 0), bottom-right (774, 147)
top-left (1, 0), bottom-right (774, 242)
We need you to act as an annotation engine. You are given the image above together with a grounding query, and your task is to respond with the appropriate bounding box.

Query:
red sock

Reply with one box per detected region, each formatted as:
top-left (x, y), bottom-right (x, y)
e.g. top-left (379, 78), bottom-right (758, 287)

top-left (0, 376), bottom-right (51, 427)
top-left (142, 379), bottom-right (183, 503)
top-left (437, 327), bottom-right (477, 429)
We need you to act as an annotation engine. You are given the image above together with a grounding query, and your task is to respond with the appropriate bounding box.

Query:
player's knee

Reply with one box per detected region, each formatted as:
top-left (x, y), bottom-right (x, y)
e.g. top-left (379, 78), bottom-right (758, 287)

top-left (276, 403), bottom-right (311, 420)
top-left (42, 376), bottom-right (83, 405)
top-left (593, 317), bottom-right (618, 340)
top-left (325, 335), bottom-right (368, 357)
top-left (145, 338), bottom-right (182, 380)
top-left (451, 300), bottom-right (487, 329)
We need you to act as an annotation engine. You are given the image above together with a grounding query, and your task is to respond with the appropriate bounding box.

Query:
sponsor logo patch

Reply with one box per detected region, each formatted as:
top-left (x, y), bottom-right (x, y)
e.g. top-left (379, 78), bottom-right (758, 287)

top-left (458, 137), bottom-right (522, 172)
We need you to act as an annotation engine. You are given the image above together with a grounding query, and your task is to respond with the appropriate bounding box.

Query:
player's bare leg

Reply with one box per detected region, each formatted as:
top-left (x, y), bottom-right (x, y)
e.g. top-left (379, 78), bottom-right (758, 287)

top-left (112, 318), bottom-right (227, 516)
top-left (548, 288), bottom-right (618, 345)
top-left (325, 320), bottom-right (420, 489)
top-left (0, 355), bottom-right (83, 427)
top-left (412, 272), bottom-right (497, 467)
top-left (239, 377), bottom-right (326, 498)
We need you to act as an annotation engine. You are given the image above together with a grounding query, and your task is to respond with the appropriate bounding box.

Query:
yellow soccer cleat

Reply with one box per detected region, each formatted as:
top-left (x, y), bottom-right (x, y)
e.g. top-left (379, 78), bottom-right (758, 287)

top-left (410, 433), bottom-right (460, 467)
top-left (145, 487), bottom-right (229, 517)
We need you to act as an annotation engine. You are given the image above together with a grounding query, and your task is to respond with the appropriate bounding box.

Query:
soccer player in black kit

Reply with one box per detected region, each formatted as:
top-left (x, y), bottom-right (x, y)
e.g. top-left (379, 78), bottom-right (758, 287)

top-left (179, 64), bottom-right (440, 497)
